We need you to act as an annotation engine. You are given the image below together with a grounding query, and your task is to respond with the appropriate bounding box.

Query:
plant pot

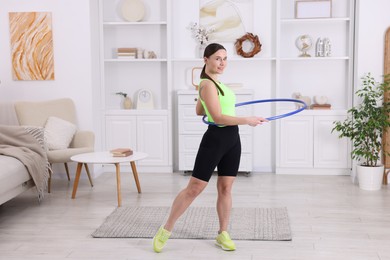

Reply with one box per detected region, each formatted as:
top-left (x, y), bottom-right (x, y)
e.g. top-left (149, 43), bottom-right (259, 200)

top-left (357, 164), bottom-right (384, 191)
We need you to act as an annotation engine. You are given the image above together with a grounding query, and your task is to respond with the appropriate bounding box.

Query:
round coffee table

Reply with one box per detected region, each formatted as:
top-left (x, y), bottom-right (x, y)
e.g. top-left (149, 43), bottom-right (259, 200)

top-left (70, 151), bottom-right (148, 207)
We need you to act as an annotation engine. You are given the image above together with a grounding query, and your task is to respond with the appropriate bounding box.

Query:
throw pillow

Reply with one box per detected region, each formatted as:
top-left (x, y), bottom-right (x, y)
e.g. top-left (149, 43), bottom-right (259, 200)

top-left (44, 116), bottom-right (77, 150)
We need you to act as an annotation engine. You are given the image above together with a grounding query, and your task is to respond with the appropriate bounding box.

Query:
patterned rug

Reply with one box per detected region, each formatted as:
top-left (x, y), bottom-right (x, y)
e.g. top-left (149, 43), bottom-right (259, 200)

top-left (92, 206), bottom-right (292, 241)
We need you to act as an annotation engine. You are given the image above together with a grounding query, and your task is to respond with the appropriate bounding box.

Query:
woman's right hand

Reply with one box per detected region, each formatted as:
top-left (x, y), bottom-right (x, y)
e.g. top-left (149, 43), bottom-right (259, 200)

top-left (246, 116), bottom-right (268, 127)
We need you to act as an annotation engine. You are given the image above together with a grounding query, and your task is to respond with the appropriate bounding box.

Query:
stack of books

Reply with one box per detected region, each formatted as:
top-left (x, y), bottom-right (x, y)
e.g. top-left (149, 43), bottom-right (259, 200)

top-left (117, 48), bottom-right (137, 59)
top-left (110, 148), bottom-right (133, 157)
top-left (310, 104), bottom-right (331, 110)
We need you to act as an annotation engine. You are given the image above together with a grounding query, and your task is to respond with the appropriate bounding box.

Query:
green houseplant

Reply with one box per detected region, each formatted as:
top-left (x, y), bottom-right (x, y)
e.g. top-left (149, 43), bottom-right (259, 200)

top-left (332, 73), bottom-right (390, 190)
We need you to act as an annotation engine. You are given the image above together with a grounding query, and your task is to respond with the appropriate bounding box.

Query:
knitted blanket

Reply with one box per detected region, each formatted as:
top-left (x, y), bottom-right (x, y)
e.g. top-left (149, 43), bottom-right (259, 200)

top-left (0, 125), bottom-right (50, 201)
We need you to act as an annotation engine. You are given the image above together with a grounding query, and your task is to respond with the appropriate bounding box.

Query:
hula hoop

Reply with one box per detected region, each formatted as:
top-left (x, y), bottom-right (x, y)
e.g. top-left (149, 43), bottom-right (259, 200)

top-left (202, 98), bottom-right (307, 125)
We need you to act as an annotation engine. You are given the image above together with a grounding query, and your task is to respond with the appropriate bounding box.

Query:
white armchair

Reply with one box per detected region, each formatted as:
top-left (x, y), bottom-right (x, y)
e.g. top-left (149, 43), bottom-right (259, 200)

top-left (14, 98), bottom-right (95, 193)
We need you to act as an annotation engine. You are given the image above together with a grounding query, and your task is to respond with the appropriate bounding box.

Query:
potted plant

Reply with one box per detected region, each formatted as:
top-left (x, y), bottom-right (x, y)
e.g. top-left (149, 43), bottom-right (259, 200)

top-left (115, 92), bottom-right (132, 109)
top-left (332, 73), bottom-right (390, 190)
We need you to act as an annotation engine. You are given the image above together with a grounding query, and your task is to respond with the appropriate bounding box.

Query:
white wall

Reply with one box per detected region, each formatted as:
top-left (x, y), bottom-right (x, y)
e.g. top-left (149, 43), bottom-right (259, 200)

top-left (0, 0), bottom-right (95, 131)
top-left (352, 0), bottom-right (390, 181)
top-left (355, 0), bottom-right (390, 80)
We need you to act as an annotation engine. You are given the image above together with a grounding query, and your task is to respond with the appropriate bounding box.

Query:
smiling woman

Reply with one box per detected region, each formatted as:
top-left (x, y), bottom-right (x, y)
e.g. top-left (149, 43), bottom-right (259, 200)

top-left (152, 43), bottom-right (268, 253)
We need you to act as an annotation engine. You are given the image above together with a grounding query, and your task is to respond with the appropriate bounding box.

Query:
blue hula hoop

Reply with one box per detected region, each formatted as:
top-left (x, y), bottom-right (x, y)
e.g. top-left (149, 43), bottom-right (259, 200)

top-left (202, 98), bottom-right (307, 125)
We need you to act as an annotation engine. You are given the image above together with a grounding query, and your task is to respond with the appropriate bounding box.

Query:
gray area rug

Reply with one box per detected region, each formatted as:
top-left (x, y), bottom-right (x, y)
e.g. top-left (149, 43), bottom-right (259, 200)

top-left (92, 207), bottom-right (292, 241)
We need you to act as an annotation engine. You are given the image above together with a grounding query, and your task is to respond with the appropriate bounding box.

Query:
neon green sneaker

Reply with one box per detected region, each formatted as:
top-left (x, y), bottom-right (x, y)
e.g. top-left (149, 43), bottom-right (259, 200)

top-left (153, 226), bottom-right (171, 253)
top-left (215, 231), bottom-right (236, 251)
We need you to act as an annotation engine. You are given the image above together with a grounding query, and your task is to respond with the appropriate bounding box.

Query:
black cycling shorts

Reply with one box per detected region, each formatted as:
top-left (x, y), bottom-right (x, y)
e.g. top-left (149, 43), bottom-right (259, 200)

top-left (192, 125), bottom-right (241, 182)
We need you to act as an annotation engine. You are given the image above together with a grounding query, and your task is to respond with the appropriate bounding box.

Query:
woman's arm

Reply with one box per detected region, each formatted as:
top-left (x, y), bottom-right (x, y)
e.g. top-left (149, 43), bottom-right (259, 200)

top-left (196, 93), bottom-right (205, 115)
top-left (200, 80), bottom-right (267, 126)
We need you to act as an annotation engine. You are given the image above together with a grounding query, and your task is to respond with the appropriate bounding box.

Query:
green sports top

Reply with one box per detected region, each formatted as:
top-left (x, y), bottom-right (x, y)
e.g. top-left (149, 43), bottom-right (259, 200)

top-left (199, 79), bottom-right (236, 125)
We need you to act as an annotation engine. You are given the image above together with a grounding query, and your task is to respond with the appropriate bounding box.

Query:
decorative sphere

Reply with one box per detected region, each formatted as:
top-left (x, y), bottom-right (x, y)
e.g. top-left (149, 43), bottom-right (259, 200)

top-left (295, 35), bottom-right (313, 52)
top-left (295, 35), bottom-right (313, 57)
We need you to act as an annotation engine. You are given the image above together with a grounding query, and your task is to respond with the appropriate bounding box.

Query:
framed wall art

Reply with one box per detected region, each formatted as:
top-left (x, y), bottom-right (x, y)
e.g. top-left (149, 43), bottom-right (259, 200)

top-left (9, 12), bottom-right (55, 81)
top-left (199, 0), bottom-right (253, 42)
top-left (191, 67), bottom-right (202, 89)
top-left (295, 0), bottom-right (332, 19)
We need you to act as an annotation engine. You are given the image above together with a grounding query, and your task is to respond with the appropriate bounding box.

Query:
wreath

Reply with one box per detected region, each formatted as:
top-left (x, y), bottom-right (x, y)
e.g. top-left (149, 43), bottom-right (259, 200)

top-left (235, 33), bottom-right (262, 58)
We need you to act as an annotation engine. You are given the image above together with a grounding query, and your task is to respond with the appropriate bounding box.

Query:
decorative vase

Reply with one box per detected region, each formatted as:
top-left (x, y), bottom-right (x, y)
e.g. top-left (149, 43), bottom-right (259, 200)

top-left (198, 44), bottom-right (206, 58)
top-left (357, 165), bottom-right (384, 191)
top-left (123, 97), bottom-right (132, 109)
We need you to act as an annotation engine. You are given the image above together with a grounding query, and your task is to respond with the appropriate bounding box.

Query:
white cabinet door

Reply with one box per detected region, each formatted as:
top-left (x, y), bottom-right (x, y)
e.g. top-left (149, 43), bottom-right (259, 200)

top-left (137, 115), bottom-right (169, 166)
top-left (279, 116), bottom-right (313, 168)
top-left (278, 114), bottom-right (351, 174)
top-left (314, 116), bottom-right (350, 168)
top-left (105, 116), bottom-right (137, 151)
top-left (105, 115), bottom-right (169, 167)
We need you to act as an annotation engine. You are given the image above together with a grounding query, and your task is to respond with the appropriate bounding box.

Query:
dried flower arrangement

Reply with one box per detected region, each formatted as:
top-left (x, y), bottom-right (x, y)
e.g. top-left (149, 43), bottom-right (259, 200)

top-left (189, 22), bottom-right (214, 45)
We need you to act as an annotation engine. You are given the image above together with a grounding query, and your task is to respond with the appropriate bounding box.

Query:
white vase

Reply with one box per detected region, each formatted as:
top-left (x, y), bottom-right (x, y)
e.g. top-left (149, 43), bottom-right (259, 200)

top-left (198, 44), bottom-right (206, 58)
top-left (357, 165), bottom-right (384, 191)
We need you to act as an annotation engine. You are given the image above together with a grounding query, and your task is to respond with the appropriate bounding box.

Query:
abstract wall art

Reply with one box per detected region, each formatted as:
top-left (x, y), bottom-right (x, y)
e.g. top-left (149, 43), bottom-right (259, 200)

top-left (199, 0), bottom-right (253, 42)
top-left (9, 12), bottom-right (55, 81)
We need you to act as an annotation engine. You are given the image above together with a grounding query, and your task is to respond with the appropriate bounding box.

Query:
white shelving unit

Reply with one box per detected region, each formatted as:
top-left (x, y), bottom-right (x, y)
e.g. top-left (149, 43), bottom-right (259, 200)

top-left (275, 0), bottom-right (355, 175)
top-left (96, 0), bottom-right (355, 175)
top-left (98, 0), bottom-right (172, 172)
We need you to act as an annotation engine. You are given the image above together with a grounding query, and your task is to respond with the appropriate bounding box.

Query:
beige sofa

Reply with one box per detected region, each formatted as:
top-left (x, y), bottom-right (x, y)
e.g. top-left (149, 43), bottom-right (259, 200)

top-left (0, 99), bottom-right (94, 204)
top-left (0, 150), bottom-right (35, 205)
top-left (0, 102), bottom-right (35, 204)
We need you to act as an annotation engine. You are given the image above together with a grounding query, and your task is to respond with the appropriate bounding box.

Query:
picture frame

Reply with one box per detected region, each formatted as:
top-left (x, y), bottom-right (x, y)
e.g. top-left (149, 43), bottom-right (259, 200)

top-left (295, 0), bottom-right (332, 19)
top-left (9, 12), bottom-right (55, 80)
top-left (191, 67), bottom-right (202, 89)
top-left (199, 0), bottom-right (254, 42)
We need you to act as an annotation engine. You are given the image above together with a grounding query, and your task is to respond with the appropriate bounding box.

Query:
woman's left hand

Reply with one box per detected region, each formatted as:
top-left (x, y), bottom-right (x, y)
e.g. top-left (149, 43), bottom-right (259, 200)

top-left (246, 116), bottom-right (268, 127)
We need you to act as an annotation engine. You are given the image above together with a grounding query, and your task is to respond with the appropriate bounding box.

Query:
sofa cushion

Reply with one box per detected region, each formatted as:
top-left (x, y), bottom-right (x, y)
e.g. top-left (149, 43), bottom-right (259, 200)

top-left (45, 116), bottom-right (77, 150)
top-left (0, 156), bottom-right (31, 194)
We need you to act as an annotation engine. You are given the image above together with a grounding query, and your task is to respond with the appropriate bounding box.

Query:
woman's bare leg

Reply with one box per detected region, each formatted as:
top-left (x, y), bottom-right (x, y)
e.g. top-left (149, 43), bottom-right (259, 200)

top-left (216, 176), bottom-right (235, 232)
top-left (164, 176), bottom-right (208, 231)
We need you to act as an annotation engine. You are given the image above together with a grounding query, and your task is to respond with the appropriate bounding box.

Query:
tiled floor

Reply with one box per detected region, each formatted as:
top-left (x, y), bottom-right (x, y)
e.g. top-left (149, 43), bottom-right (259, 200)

top-left (0, 171), bottom-right (389, 260)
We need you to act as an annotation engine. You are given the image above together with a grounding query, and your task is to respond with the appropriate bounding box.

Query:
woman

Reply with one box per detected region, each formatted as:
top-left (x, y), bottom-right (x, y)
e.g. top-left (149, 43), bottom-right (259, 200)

top-left (153, 43), bottom-right (267, 252)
